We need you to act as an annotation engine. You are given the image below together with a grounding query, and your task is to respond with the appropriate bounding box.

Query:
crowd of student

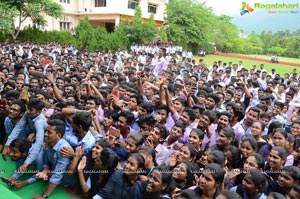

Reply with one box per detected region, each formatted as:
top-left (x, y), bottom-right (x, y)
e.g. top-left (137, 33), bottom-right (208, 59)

top-left (0, 42), bottom-right (300, 199)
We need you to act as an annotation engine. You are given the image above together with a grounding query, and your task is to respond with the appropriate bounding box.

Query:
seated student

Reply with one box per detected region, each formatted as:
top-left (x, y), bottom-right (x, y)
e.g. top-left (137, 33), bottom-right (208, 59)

top-left (265, 166), bottom-right (300, 196)
top-left (6, 138), bottom-right (43, 189)
top-left (78, 147), bottom-right (118, 198)
top-left (231, 169), bottom-right (267, 199)
top-left (33, 119), bottom-right (76, 199)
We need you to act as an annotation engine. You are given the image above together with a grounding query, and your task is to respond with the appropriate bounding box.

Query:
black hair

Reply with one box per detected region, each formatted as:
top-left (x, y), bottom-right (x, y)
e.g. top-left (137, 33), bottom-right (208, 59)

top-left (71, 112), bottom-right (92, 131)
top-left (210, 150), bottom-right (225, 167)
top-left (267, 192), bottom-right (285, 199)
top-left (128, 153), bottom-right (145, 169)
top-left (87, 95), bottom-right (101, 106)
top-left (138, 146), bottom-right (157, 166)
top-left (118, 110), bottom-right (134, 125)
top-left (218, 111), bottom-right (232, 123)
top-left (231, 103), bottom-right (245, 122)
top-left (202, 110), bottom-right (216, 124)
top-left (218, 190), bottom-right (242, 199)
top-left (27, 97), bottom-right (44, 111)
top-left (11, 99), bottom-right (26, 113)
top-left (190, 128), bottom-right (204, 140)
top-left (204, 163), bottom-right (225, 185)
top-left (153, 123), bottom-right (169, 140)
top-left (5, 90), bottom-right (20, 100)
top-left (271, 146), bottom-right (289, 160)
top-left (50, 112), bottom-right (66, 123)
top-left (206, 92), bottom-right (220, 104)
top-left (241, 135), bottom-right (258, 151)
top-left (182, 108), bottom-right (196, 122)
top-left (247, 169), bottom-right (266, 192)
top-left (139, 101), bottom-right (153, 114)
top-left (10, 138), bottom-right (31, 154)
top-left (100, 148), bottom-right (118, 173)
top-left (47, 119), bottom-right (66, 137)
top-left (180, 189), bottom-right (200, 199)
top-left (249, 153), bottom-right (265, 170)
top-left (281, 166), bottom-right (300, 181)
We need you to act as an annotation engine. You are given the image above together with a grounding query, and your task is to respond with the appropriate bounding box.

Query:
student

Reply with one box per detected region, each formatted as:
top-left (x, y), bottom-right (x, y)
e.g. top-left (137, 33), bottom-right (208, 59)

top-left (6, 138), bottom-right (43, 189)
top-left (231, 169), bottom-right (267, 199)
top-left (93, 153), bottom-right (146, 199)
top-left (144, 165), bottom-right (172, 199)
top-left (265, 166), bottom-right (300, 196)
top-left (78, 147), bottom-right (118, 198)
top-left (3, 98), bottom-right (47, 174)
top-left (144, 123), bottom-right (169, 165)
top-left (194, 163), bottom-right (225, 199)
top-left (138, 146), bottom-right (157, 180)
top-left (33, 119), bottom-right (76, 199)
top-left (287, 185), bottom-right (300, 199)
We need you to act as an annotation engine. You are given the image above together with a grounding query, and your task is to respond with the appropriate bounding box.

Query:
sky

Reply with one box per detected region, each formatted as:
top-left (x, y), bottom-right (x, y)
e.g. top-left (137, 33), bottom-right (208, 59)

top-left (197, 0), bottom-right (258, 16)
top-left (197, 0), bottom-right (300, 33)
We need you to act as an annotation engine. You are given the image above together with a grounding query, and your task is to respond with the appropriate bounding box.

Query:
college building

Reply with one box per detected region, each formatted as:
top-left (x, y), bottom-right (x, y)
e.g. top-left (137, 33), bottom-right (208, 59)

top-left (21, 0), bottom-right (168, 33)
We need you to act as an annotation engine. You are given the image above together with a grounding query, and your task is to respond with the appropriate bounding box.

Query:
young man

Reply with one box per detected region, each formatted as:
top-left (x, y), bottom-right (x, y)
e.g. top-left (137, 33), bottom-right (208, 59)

top-left (2, 98), bottom-right (47, 175)
top-left (33, 119), bottom-right (76, 199)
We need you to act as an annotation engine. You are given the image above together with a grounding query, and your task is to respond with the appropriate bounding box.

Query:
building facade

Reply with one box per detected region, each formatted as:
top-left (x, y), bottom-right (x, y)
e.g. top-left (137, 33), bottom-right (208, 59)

top-left (27, 0), bottom-right (168, 32)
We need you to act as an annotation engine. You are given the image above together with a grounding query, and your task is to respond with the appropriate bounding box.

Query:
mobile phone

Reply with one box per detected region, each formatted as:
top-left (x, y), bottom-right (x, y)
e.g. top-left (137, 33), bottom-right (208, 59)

top-left (22, 86), bottom-right (29, 98)
top-left (0, 177), bottom-right (10, 184)
top-left (112, 89), bottom-right (119, 98)
top-left (108, 127), bottom-right (120, 138)
top-left (0, 99), bottom-right (6, 110)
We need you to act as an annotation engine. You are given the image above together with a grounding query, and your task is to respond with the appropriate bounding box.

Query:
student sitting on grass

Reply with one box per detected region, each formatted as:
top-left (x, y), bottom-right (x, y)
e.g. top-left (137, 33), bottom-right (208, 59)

top-left (5, 137), bottom-right (43, 189)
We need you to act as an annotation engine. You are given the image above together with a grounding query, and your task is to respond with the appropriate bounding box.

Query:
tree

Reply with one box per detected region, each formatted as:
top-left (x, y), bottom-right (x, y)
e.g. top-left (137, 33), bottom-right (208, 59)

top-left (75, 16), bottom-right (96, 52)
top-left (166, 0), bottom-right (217, 53)
top-left (117, 5), bottom-right (159, 44)
top-left (143, 14), bottom-right (158, 43)
top-left (0, 0), bottom-right (63, 40)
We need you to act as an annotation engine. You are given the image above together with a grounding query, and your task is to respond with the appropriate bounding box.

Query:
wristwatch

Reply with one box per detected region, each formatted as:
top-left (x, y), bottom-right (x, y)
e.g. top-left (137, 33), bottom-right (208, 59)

top-left (41, 193), bottom-right (48, 198)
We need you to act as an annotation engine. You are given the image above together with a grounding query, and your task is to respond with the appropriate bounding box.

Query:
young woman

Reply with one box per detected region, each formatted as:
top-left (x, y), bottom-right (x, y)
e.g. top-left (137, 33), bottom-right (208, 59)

top-left (144, 165), bottom-right (172, 199)
top-left (93, 153), bottom-right (145, 199)
top-left (188, 128), bottom-right (204, 152)
top-left (251, 121), bottom-right (267, 150)
top-left (168, 144), bottom-right (197, 168)
top-left (171, 160), bottom-right (195, 190)
top-left (271, 128), bottom-right (294, 166)
top-left (240, 136), bottom-right (258, 163)
top-left (266, 146), bottom-right (289, 180)
top-left (194, 163), bottom-right (225, 199)
top-left (78, 147), bottom-right (118, 198)
top-left (211, 127), bottom-right (235, 152)
top-left (265, 166), bottom-right (300, 196)
top-left (230, 169), bottom-right (267, 199)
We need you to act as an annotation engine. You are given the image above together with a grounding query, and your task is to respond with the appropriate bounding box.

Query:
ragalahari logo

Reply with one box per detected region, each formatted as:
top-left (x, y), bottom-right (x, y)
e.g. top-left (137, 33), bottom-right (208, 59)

top-left (240, 2), bottom-right (254, 15)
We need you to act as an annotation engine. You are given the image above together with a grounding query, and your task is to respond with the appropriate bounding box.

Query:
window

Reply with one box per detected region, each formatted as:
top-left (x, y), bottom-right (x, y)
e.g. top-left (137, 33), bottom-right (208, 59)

top-left (60, 22), bottom-right (70, 30)
top-left (148, 4), bottom-right (157, 14)
top-left (95, 0), bottom-right (106, 7)
top-left (128, 0), bottom-right (138, 9)
top-left (60, 0), bottom-right (70, 3)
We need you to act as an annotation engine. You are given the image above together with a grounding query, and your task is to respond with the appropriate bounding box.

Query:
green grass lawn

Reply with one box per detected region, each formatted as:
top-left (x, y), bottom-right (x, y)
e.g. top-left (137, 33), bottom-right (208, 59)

top-left (234, 54), bottom-right (300, 63)
top-left (194, 54), bottom-right (300, 76)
